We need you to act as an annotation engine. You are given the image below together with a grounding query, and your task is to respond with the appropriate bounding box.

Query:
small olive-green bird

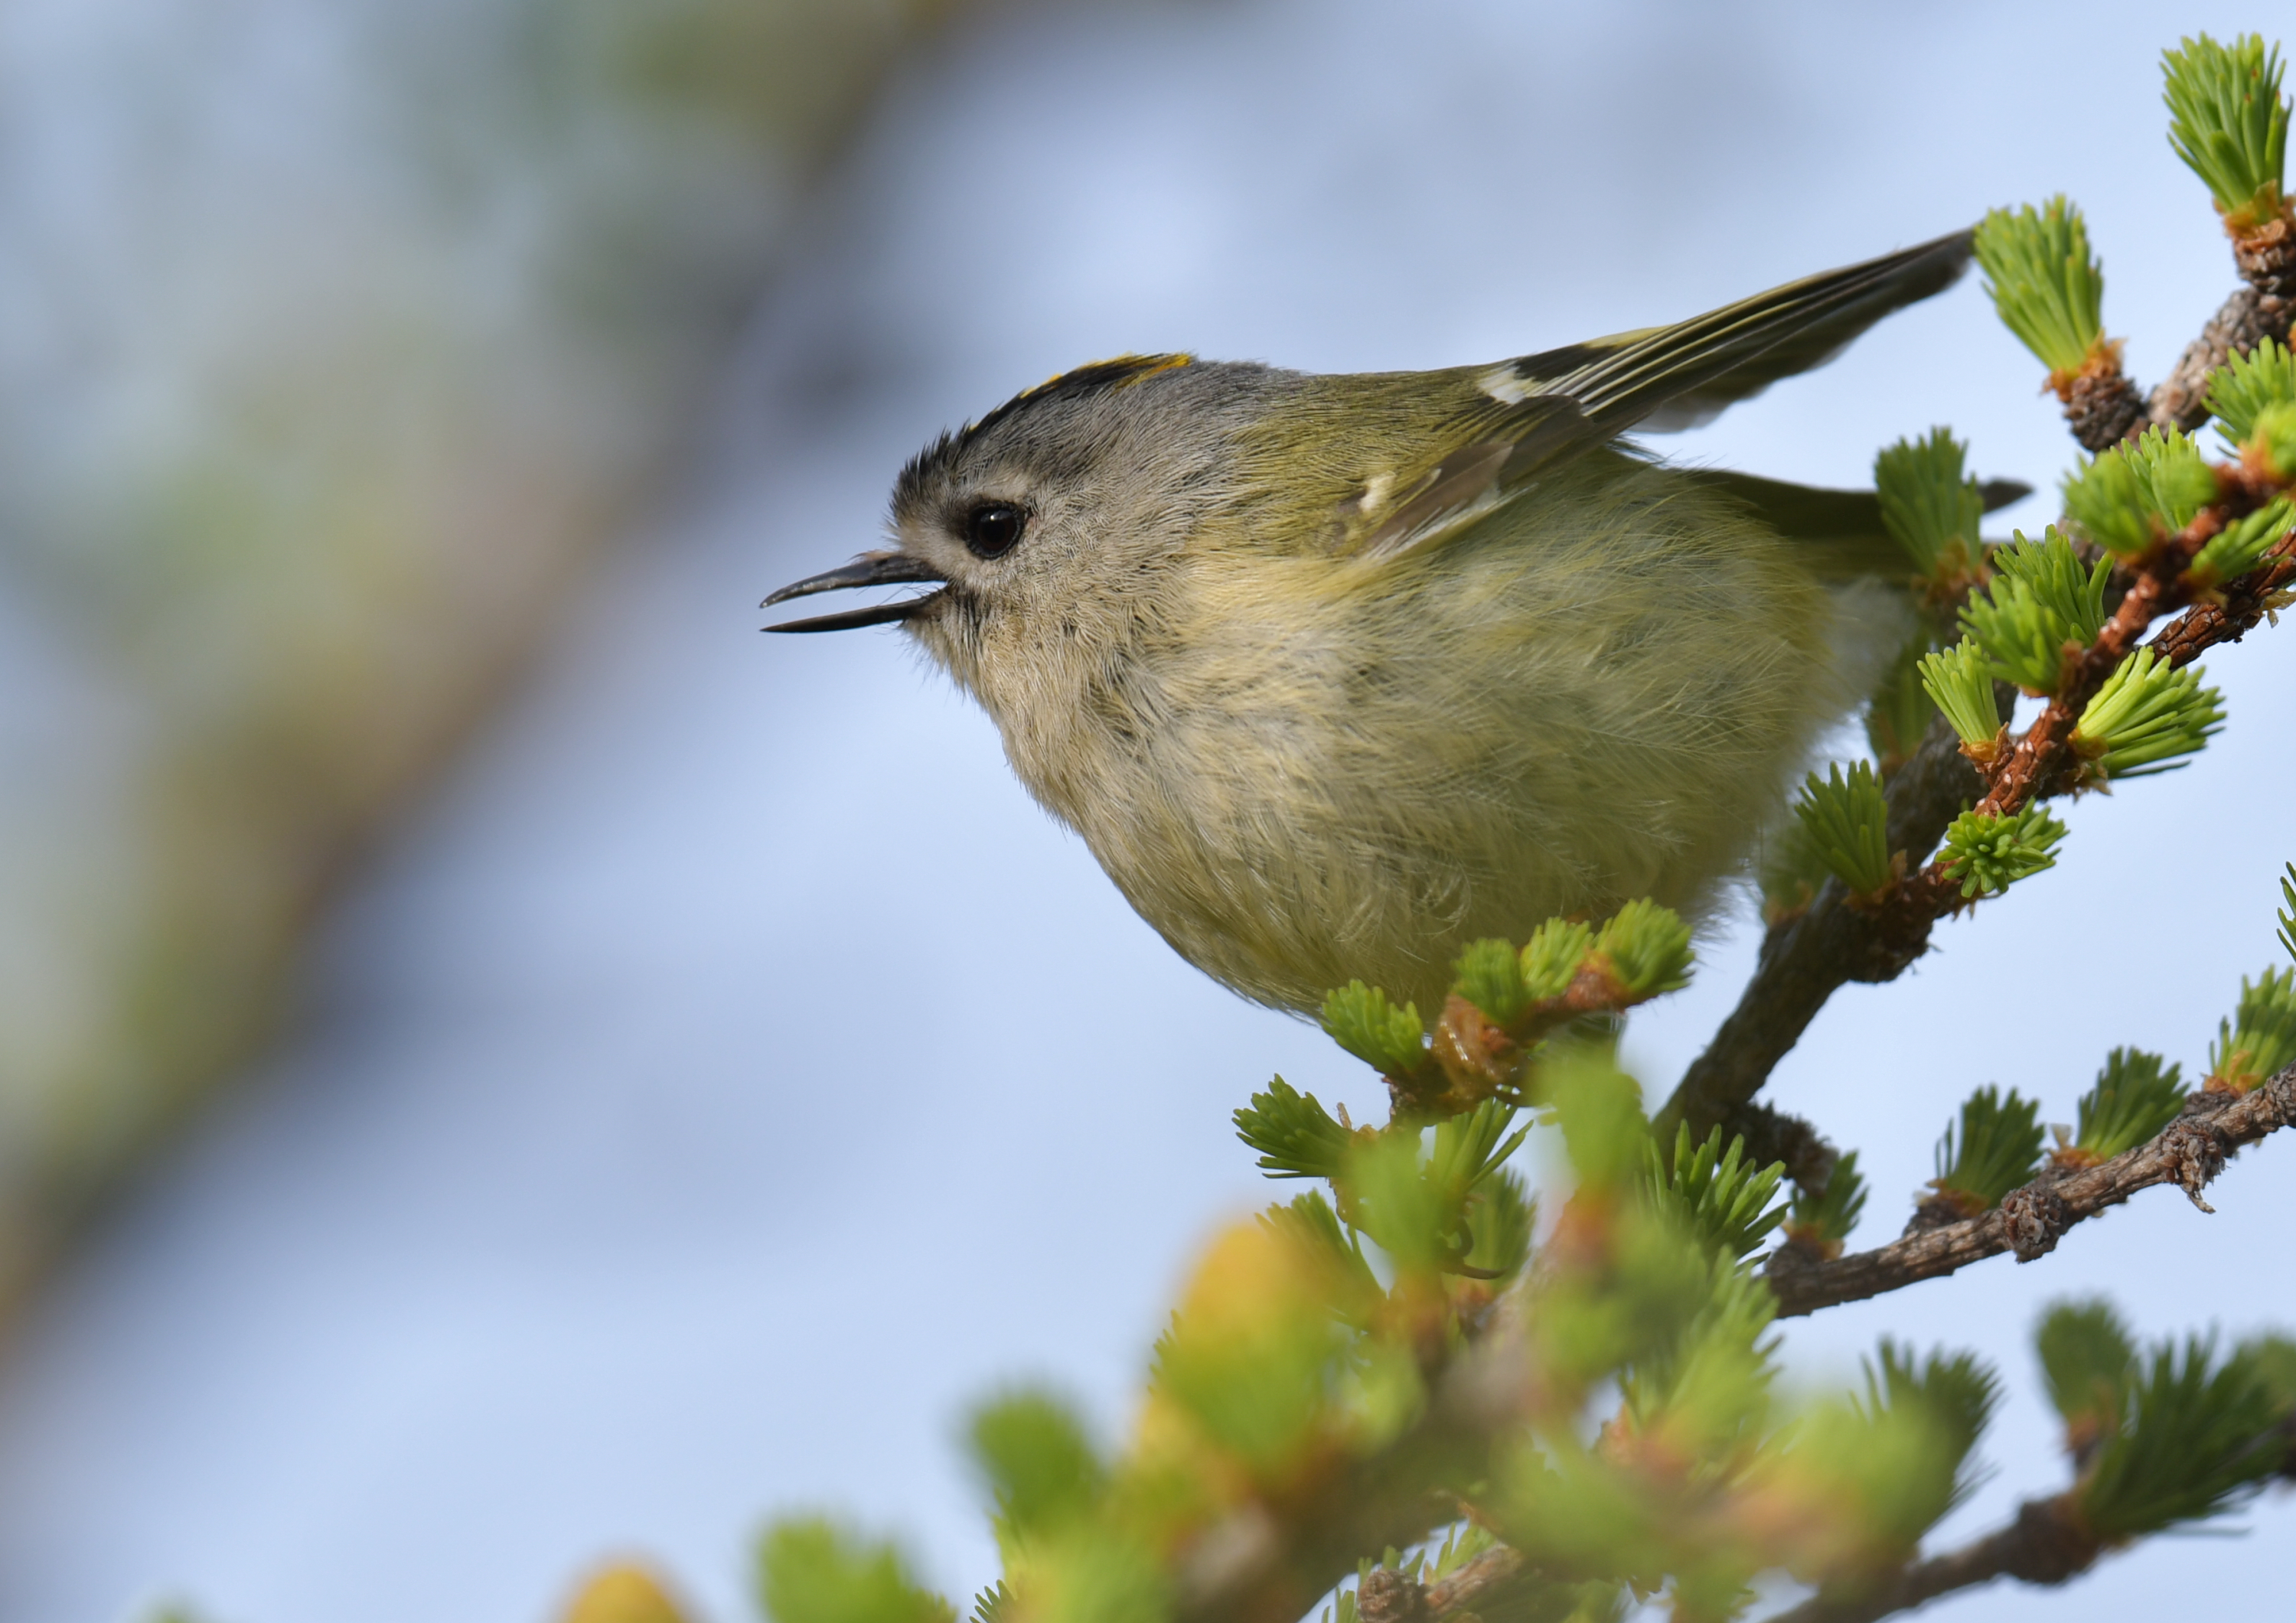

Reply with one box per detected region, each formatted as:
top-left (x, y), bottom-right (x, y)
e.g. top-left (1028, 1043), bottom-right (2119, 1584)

top-left (767, 230), bottom-right (2016, 1016)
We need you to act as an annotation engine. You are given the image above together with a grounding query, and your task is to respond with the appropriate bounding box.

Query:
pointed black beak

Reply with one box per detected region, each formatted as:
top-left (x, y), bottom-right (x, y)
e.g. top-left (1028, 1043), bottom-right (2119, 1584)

top-left (761, 551), bottom-right (948, 633)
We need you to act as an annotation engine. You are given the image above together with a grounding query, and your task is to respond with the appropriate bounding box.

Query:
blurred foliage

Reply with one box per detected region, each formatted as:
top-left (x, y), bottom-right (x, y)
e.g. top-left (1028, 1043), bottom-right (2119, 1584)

top-left (2037, 1299), bottom-right (2139, 1462)
top-left (2079, 1334), bottom-right (2284, 1539)
top-left (758, 1521), bottom-right (954, 1623)
top-left (751, 894), bottom-right (2296, 1623)
top-left (0, 0), bottom-right (1009, 1312)
top-left (559, 1562), bottom-right (700, 1623)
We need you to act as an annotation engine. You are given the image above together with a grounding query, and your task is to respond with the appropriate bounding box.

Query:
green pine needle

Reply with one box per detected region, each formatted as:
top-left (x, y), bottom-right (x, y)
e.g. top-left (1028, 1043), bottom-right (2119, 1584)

top-left (1427, 1098), bottom-right (1534, 1201)
top-left (1792, 761), bottom-right (1895, 896)
top-left (1786, 1149), bottom-right (1868, 1247)
top-left (1874, 429), bottom-right (1985, 578)
top-left (1958, 527), bottom-right (2109, 693)
top-left (1640, 1123), bottom-right (1789, 1262)
top-left (1590, 898), bottom-right (1693, 1000)
top-left (2060, 447), bottom-right (2161, 559)
top-left (1518, 917), bottom-right (1594, 1002)
top-left (2069, 647), bottom-right (2225, 779)
top-left (2253, 401), bottom-right (2296, 482)
top-left (1932, 1085), bottom-right (2044, 1210)
top-left (2277, 862), bottom-right (2296, 965)
top-left (1348, 1100), bottom-right (1529, 1273)
top-left (1916, 638), bottom-right (2003, 754)
top-left (1973, 199), bottom-right (2107, 376)
top-left (2073, 1048), bottom-right (2188, 1159)
top-left (2242, 1333), bottom-right (2296, 1423)
top-left (758, 1520), bottom-right (957, 1623)
top-left (2187, 496), bottom-right (2294, 591)
top-left (1234, 1077), bottom-right (1353, 1181)
top-left (1452, 937), bottom-right (1529, 1024)
top-left (1757, 813), bottom-right (1833, 927)
top-left (1322, 1125), bottom-right (1442, 1276)
top-left (2063, 428), bottom-right (2217, 560)
top-left (1320, 982), bottom-right (1427, 1077)
top-left (2162, 33), bottom-right (2291, 230)
top-left (1544, 1048), bottom-right (1651, 1193)
top-left (1423, 1522), bottom-right (1502, 1584)
top-left (967, 1390), bottom-right (1107, 1540)
top-left (2036, 1299), bottom-right (2138, 1445)
top-left (2206, 336), bottom-right (2296, 446)
top-left (1261, 1192), bottom-right (1384, 1325)
top-left (2079, 1334), bottom-right (2283, 1539)
top-left (1613, 1256), bottom-right (1782, 1487)
top-left (1857, 1341), bottom-right (2003, 1527)
top-left (1460, 1168), bottom-right (1537, 1279)
top-left (1867, 637), bottom-right (1946, 771)
top-left (2207, 964), bottom-right (2296, 1090)
top-left (1940, 804), bottom-right (2067, 899)
top-left (2125, 425), bottom-right (2222, 532)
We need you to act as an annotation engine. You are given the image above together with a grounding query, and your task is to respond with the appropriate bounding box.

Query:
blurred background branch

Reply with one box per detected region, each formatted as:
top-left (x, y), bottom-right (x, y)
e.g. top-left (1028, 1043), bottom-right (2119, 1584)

top-left (0, 0), bottom-right (1006, 1318)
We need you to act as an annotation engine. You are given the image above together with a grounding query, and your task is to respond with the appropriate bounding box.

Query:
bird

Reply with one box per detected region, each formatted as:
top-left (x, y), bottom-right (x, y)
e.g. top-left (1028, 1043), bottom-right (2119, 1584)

top-left (764, 230), bottom-right (2018, 1017)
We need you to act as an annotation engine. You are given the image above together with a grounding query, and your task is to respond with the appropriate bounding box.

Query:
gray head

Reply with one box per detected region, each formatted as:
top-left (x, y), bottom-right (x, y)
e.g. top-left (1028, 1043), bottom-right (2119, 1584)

top-left (762, 354), bottom-right (1277, 693)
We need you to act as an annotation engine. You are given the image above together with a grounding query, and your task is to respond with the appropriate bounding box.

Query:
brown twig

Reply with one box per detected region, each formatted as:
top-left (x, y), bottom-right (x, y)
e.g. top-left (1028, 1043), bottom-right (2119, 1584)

top-left (1350, 1544), bottom-right (1534, 1623)
top-left (1765, 1070), bottom-right (2296, 1318)
top-left (2150, 285), bottom-right (2295, 430)
top-left (1958, 563), bottom-right (2173, 820)
top-left (2150, 217), bottom-right (2296, 431)
top-left (1420, 1546), bottom-right (1525, 1618)
top-left (2060, 356), bottom-right (2148, 451)
top-left (1766, 1494), bottom-right (2099, 1623)
top-left (1651, 715), bottom-right (1981, 1153)
top-left (2146, 546), bottom-right (2296, 667)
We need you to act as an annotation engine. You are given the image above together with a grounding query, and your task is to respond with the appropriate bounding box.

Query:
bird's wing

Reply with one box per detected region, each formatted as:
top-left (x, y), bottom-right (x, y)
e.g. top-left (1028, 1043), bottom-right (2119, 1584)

top-left (1487, 229), bottom-right (1975, 435)
top-left (1341, 230), bottom-right (1976, 562)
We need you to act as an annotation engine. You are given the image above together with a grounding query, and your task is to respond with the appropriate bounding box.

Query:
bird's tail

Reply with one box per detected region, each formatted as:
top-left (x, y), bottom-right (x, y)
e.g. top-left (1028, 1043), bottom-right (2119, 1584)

top-left (1684, 467), bottom-right (2032, 584)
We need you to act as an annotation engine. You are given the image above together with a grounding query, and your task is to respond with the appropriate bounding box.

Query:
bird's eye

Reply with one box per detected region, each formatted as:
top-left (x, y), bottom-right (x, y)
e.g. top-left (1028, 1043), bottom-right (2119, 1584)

top-left (963, 501), bottom-right (1027, 559)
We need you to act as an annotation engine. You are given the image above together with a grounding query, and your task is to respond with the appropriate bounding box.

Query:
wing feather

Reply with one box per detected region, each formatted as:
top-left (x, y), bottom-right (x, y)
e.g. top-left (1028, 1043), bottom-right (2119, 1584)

top-left (1496, 230), bottom-right (1974, 435)
top-left (1343, 230), bottom-right (1977, 562)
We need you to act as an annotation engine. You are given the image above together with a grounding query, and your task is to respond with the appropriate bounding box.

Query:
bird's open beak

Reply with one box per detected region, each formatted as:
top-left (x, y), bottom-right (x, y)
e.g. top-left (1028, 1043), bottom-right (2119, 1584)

top-left (760, 551), bottom-right (948, 633)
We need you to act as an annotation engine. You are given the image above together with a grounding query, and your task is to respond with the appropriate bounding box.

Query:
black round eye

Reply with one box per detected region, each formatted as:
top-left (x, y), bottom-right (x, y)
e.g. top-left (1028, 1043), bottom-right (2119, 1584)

top-left (963, 501), bottom-right (1027, 559)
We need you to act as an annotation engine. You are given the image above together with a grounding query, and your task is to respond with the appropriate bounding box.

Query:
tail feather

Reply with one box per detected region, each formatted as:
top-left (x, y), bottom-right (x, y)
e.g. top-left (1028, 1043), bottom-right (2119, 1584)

top-left (1687, 467), bottom-right (2033, 581)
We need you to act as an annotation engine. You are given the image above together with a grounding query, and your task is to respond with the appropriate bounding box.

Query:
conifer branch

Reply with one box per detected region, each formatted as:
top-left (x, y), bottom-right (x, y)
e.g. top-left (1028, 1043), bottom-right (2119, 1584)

top-left (1766, 1494), bottom-right (2101, 1623)
top-left (1652, 714), bottom-right (1981, 1163)
top-left (1417, 1546), bottom-right (1525, 1618)
top-left (2151, 283), bottom-right (2294, 430)
top-left (1766, 1069), bottom-right (2296, 1318)
top-left (1656, 503), bottom-right (2294, 1164)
